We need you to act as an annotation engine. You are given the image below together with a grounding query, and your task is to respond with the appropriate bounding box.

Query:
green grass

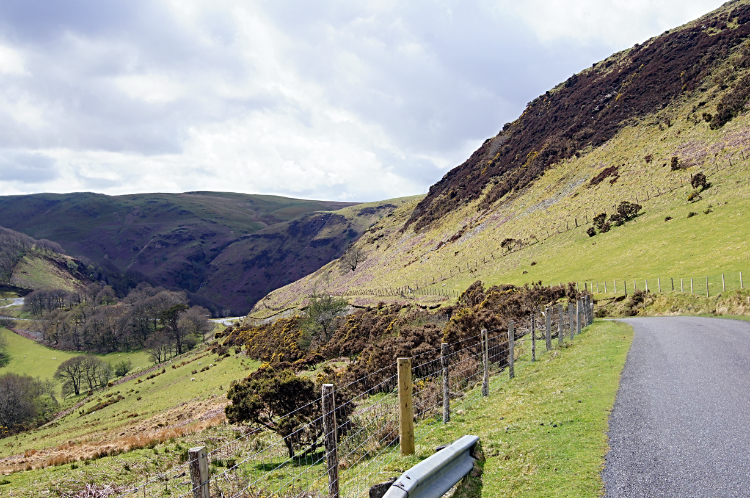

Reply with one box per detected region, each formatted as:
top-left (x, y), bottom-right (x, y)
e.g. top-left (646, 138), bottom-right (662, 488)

top-left (362, 320), bottom-right (634, 497)
top-left (0, 327), bottom-right (150, 395)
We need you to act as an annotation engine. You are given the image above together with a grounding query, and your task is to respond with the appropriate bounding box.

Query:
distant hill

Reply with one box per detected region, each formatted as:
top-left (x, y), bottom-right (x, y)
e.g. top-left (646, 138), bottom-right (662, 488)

top-left (0, 192), bottom-right (411, 314)
top-left (253, 0), bottom-right (750, 314)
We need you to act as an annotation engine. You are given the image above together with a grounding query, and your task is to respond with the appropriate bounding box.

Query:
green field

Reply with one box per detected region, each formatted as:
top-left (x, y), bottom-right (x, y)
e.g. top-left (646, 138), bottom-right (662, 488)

top-left (0, 327), bottom-right (151, 395)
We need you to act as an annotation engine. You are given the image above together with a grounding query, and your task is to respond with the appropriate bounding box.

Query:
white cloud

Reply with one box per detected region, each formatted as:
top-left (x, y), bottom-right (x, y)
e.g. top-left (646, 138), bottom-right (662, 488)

top-left (0, 0), bottom-right (729, 201)
top-left (0, 44), bottom-right (27, 75)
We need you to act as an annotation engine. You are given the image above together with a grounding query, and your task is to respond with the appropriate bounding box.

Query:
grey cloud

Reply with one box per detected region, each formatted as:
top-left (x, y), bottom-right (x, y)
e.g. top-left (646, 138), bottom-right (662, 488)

top-left (0, 150), bottom-right (58, 184)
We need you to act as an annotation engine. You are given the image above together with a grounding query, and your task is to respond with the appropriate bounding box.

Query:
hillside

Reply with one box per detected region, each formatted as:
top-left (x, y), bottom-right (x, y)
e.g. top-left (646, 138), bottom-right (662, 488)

top-left (253, 0), bottom-right (750, 314)
top-left (0, 192), bottom-right (402, 314)
top-left (0, 226), bottom-right (90, 294)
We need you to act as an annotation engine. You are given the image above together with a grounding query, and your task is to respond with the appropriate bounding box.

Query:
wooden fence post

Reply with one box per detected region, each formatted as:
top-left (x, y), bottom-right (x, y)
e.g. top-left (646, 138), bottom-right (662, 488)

top-left (691, 278), bottom-right (693, 294)
top-left (722, 274), bottom-right (725, 292)
top-left (614, 280), bottom-right (617, 294)
top-left (576, 299), bottom-right (581, 335)
top-left (508, 321), bottom-right (515, 379)
top-left (482, 329), bottom-right (489, 397)
top-left (569, 302), bottom-right (575, 339)
top-left (545, 306), bottom-right (551, 351)
top-left (558, 304), bottom-right (564, 346)
top-left (188, 447), bottom-right (209, 498)
top-left (671, 278), bottom-right (674, 291)
top-left (531, 312), bottom-right (536, 362)
top-left (604, 281), bottom-right (607, 293)
top-left (397, 358), bottom-right (415, 455)
top-left (706, 276), bottom-right (710, 298)
top-left (658, 278), bottom-right (661, 293)
top-left (741, 271), bottom-right (744, 290)
top-left (645, 279), bottom-right (648, 292)
top-left (441, 343), bottom-right (450, 423)
top-left (322, 384), bottom-right (339, 498)
top-left (681, 278), bottom-right (684, 292)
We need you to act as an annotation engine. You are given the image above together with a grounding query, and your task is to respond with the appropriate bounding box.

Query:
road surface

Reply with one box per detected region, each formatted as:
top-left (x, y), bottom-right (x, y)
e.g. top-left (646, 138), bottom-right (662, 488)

top-left (603, 316), bottom-right (750, 497)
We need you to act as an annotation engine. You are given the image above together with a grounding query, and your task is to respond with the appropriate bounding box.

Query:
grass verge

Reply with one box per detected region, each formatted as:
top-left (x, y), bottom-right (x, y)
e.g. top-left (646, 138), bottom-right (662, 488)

top-left (369, 320), bottom-right (633, 497)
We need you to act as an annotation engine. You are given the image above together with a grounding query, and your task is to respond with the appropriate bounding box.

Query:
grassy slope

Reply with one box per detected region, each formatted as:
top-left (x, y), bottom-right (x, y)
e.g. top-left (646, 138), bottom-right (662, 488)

top-left (254, 56), bottom-right (750, 314)
top-left (8, 252), bottom-right (88, 292)
top-left (0, 327), bottom-right (150, 397)
top-left (0, 328), bottom-right (260, 474)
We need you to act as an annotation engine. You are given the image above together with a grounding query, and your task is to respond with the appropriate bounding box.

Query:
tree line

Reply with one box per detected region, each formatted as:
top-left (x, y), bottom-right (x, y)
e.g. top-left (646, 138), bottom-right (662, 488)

top-left (25, 282), bottom-right (213, 361)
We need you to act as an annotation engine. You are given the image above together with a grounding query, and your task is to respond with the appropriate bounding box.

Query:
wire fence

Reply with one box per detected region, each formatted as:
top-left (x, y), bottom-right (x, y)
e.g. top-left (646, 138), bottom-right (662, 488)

top-left (115, 296), bottom-right (594, 498)
top-left (575, 270), bottom-right (748, 298)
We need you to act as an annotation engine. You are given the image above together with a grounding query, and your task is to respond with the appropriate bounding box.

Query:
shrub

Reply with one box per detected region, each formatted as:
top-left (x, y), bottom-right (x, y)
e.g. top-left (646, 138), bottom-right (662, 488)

top-left (600, 222), bottom-right (611, 233)
top-left (586, 227), bottom-right (597, 237)
top-left (691, 172), bottom-right (709, 190)
top-left (592, 212), bottom-right (607, 230)
top-left (114, 360), bottom-right (132, 377)
top-left (687, 190), bottom-right (702, 202)
top-left (670, 156), bottom-right (680, 170)
top-left (665, 216), bottom-right (672, 221)
top-left (687, 211), bottom-right (697, 218)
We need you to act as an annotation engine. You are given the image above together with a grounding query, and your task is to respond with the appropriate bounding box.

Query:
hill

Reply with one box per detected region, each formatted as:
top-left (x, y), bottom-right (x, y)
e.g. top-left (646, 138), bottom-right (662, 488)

top-left (252, 0), bottom-right (750, 314)
top-left (0, 192), bottom-right (407, 314)
top-left (0, 226), bottom-right (90, 295)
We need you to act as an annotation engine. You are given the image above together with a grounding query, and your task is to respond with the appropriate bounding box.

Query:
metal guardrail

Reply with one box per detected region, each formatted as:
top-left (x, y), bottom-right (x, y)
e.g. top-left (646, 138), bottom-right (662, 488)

top-left (382, 435), bottom-right (479, 498)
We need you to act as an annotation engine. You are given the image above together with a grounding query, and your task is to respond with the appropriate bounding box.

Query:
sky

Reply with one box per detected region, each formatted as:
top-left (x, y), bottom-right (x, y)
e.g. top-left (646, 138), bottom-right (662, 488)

top-left (0, 0), bottom-right (727, 202)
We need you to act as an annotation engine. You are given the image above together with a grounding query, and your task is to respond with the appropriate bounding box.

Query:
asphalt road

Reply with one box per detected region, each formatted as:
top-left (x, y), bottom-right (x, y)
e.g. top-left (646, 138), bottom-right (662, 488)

top-left (603, 316), bottom-right (750, 497)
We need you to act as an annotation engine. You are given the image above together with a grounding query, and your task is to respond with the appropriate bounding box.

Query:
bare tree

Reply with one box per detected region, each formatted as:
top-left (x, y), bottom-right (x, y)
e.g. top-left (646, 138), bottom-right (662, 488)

top-left (54, 356), bottom-right (87, 396)
top-left (340, 246), bottom-right (367, 272)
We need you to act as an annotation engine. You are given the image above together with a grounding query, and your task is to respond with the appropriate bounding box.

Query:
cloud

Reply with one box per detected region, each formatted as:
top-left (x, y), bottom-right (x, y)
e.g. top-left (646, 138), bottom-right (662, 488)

top-left (0, 150), bottom-right (58, 184)
top-left (0, 0), bottom-right (727, 201)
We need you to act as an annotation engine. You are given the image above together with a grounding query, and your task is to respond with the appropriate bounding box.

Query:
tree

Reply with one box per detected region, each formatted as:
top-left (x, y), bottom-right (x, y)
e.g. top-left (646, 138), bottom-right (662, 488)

top-left (146, 330), bottom-right (173, 364)
top-left (0, 373), bottom-right (57, 428)
top-left (300, 292), bottom-right (348, 348)
top-left (114, 359), bottom-right (132, 377)
top-left (226, 366), bottom-right (320, 458)
top-left (81, 356), bottom-right (111, 391)
top-left (159, 303), bottom-right (189, 354)
top-left (54, 356), bottom-right (87, 396)
top-left (177, 306), bottom-right (214, 344)
top-left (340, 246), bottom-right (367, 272)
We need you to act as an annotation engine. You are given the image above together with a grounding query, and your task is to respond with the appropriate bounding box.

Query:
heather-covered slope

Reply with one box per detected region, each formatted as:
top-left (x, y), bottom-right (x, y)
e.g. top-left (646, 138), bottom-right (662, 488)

top-left (252, 0), bottom-right (750, 315)
top-left (408, 0), bottom-right (750, 231)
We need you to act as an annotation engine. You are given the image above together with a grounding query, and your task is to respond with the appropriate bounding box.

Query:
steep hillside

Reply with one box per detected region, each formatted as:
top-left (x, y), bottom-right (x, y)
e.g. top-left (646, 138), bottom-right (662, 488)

top-left (0, 226), bottom-right (90, 294)
top-left (199, 197), bottom-right (420, 312)
top-left (253, 0), bottom-right (750, 314)
top-left (0, 192), bottom-right (361, 313)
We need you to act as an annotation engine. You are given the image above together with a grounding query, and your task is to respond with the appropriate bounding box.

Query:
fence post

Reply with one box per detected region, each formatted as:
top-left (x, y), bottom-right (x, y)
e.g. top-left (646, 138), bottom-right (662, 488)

top-left (741, 271), bottom-right (744, 289)
top-left (558, 304), bottom-right (564, 346)
top-left (604, 281), bottom-right (607, 293)
top-left (188, 447), bottom-right (209, 498)
top-left (545, 306), bottom-right (551, 351)
top-left (691, 278), bottom-right (693, 294)
top-left (706, 276), bottom-right (710, 298)
top-left (658, 278), bottom-right (661, 293)
top-left (671, 278), bottom-right (674, 291)
top-left (722, 274), bottom-right (725, 292)
top-left (482, 329), bottom-right (489, 397)
top-left (576, 299), bottom-right (582, 334)
top-left (569, 302), bottom-right (575, 339)
top-left (681, 278), bottom-right (684, 292)
top-left (614, 280), bottom-right (617, 294)
top-left (397, 358), bottom-right (415, 456)
top-left (508, 321), bottom-right (515, 379)
top-left (441, 343), bottom-right (450, 423)
top-left (322, 384), bottom-right (339, 498)
top-left (624, 281), bottom-right (627, 295)
top-left (531, 312), bottom-right (536, 362)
